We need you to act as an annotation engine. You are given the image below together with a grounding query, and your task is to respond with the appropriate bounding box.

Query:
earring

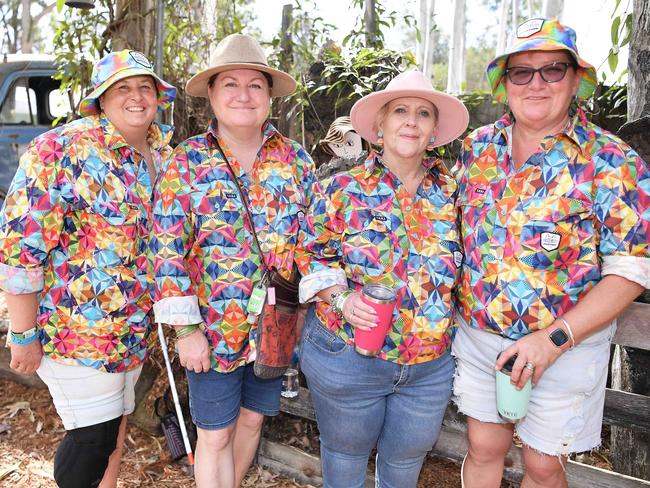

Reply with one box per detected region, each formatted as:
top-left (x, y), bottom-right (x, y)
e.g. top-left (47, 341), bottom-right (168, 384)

top-left (376, 130), bottom-right (384, 147)
top-left (426, 135), bottom-right (436, 151)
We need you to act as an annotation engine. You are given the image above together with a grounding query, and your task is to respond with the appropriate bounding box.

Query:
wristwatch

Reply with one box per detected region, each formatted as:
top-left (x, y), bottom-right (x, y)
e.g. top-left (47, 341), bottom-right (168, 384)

top-left (9, 326), bottom-right (40, 345)
top-left (547, 324), bottom-right (572, 352)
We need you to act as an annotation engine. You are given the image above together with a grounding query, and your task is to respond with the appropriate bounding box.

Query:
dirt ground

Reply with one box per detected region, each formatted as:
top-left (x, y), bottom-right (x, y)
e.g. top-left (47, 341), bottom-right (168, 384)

top-left (0, 378), bottom-right (473, 488)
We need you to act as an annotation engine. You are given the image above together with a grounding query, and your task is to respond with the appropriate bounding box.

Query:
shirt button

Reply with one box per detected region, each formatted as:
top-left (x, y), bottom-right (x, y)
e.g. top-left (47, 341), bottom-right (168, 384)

top-left (501, 209), bottom-right (507, 216)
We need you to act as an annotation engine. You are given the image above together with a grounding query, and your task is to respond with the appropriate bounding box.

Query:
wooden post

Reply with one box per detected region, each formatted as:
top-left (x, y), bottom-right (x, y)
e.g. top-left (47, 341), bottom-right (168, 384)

top-left (609, 2), bottom-right (650, 478)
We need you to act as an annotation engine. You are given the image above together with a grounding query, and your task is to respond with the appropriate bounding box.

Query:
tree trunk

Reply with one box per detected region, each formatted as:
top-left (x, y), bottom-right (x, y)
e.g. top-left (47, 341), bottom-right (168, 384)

top-left (628, 0), bottom-right (650, 121)
top-left (609, 0), bottom-right (650, 480)
top-left (496, 0), bottom-right (508, 55)
top-left (20, 0), bottom-right (32, 53)
top-left (110, 0), bottom-right (154, 53)
top-left (417, 0), bottom-right (427, 67)
top-left (417, 0), bottom-right (435, 78)
top-left (511, 0), bottom-right (519, 30)
top-left (447, 0), bottom-right (465, 93)
top-left (542, 0), bottom-right (564, 19)
top-left (364, 0), bottom-right (377, 47)
top-left (276, 4), bottom-right (294, 137)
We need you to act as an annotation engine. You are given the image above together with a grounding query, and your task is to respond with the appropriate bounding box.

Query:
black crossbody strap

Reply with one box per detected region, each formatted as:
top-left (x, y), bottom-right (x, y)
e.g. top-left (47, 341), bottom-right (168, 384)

top-left (210, 139), bottom-right (269, 273)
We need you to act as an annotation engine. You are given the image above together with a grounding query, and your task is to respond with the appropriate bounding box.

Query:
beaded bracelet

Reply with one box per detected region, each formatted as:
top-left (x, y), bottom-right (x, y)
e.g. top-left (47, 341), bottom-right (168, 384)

top-left (175, 324), bottom-right (201, 340)
top-left (329, 289), bottom-right (354, 319)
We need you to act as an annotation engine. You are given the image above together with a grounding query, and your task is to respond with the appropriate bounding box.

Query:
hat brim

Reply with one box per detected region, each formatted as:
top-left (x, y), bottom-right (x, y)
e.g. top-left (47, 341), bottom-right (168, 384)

top-left (79, 67), bottom-right (177, 117)
top-left (185, 63), bottom-right (297, 98)
top-left (486, 41), bottom-right (597, 103)
top-left (350, 89), bottom-right (470, 148)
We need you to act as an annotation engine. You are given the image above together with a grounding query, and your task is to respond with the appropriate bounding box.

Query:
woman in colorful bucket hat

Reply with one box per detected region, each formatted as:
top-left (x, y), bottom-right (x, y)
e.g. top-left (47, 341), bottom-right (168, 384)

top-left (452, 18), bottom-right (649, 487)
top-left (151, 33), bottom-right (318, 487)
top-left (297, 70), bottom-right (469, 487)
top-left (0, 49), bottom-right (175, 487)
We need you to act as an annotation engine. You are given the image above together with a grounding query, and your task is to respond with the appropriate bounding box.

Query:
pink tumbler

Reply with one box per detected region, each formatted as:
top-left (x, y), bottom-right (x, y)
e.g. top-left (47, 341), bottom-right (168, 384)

top-left (354, 284), bottom-right (397, 357)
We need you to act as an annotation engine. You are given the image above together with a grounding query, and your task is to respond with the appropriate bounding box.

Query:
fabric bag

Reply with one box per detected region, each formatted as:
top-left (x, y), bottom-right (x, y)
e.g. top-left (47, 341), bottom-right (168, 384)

top-left (253, 269), bottom-right (300, 379)
top-left (212, 140), bottom-right (301, 379)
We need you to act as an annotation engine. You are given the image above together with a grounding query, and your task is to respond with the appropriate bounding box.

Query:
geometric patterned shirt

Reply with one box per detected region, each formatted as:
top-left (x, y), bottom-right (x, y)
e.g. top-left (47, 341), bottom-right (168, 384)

top-left (454, 108), bottom-right (650, 339)
top-left (151, 120), bottom-right (317, 373)
top-left (298, 153), bottom-right (462, 364)
top-left (0, 114), bottom-right (173, 372)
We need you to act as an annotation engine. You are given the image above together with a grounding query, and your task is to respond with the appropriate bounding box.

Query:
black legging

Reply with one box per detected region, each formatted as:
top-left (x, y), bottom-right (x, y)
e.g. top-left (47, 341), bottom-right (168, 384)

top-left (53, 415), bottom-right (122, 488)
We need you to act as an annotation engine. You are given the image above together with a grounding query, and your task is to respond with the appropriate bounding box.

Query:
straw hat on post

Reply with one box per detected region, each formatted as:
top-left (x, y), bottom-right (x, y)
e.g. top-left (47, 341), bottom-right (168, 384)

top-left (185, 33), bottom-right (297, 98)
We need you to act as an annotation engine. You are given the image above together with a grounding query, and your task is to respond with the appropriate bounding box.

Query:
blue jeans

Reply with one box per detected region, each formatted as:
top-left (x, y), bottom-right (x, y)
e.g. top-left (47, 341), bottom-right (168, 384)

top-left (300, 307), bottom-right (454, 488)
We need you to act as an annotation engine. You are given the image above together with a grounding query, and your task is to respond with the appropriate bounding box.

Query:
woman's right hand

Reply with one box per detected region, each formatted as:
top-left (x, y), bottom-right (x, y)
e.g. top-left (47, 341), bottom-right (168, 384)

top-left (341, 292), bottom-right (378, 331)
top-left (176, 330), bottom-right (211, 373)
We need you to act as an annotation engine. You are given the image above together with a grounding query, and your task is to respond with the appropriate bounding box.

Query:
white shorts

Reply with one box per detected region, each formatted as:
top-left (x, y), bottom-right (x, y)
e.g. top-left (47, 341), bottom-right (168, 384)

top-left (37, 356), bottom-right (142, 430)
top-left (451, 321), bottom-right (615, 456)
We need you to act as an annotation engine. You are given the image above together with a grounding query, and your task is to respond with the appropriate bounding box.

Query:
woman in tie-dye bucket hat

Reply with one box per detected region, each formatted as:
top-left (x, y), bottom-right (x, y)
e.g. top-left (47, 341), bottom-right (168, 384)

top-left (452, 18), bottom-right (649, 488)
top-left (0, 50), bottom-right (175, 488)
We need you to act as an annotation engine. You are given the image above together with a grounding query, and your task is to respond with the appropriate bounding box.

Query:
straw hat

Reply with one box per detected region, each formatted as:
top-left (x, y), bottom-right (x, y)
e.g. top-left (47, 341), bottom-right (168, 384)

top-left (79, 50), bottom-right (176, 117)
top-left (350, 70), bottom-right (469, 148)
top-left (486, 18), bottom-right (597, 103)
top-left (185, 33), bottom-right (297, 98)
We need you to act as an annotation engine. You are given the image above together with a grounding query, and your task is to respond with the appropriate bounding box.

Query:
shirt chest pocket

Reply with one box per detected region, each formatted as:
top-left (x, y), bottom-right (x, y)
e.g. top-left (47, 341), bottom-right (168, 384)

top-left (89, 200), bottom-right (141, 266)
top-left (194, 193), bottom-right (245, 257)
top-left (518, 196), bottom-right (595, 271)
top-left (342, 213), bottom-right (396, 279)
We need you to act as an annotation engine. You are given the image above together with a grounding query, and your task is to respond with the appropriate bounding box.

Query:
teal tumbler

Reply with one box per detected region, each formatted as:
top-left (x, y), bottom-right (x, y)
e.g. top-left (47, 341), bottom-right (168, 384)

top-left (495, 353), bottom-right (532, 422)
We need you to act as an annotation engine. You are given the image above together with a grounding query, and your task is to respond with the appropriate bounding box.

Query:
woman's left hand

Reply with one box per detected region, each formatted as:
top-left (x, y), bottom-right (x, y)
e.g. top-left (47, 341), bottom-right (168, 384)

top-left (495, 330), bottom-right (563, 389)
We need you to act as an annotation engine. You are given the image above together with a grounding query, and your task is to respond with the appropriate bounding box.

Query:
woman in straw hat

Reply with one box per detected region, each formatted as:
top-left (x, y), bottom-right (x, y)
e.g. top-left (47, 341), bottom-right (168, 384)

top-left (453, 18), bottom-right (649, 487)
top-left (0, 49), bottom-right (175, 487)
top-left (151, 33), bottom-right (317, 487)
top-left (296, 70), bottom-right (469, 487)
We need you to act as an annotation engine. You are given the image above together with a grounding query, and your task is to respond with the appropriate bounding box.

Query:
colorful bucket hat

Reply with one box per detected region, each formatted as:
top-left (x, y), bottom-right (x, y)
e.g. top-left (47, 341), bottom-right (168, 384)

top-left (350, 70), bottom-right (469, 148)
top-left (79, 50), bottom-right (176, 117)
top-left (486, 18), bottom-right (597, 103)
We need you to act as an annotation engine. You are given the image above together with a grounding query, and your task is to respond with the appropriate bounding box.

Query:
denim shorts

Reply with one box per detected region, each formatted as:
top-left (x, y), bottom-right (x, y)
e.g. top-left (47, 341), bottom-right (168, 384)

top-left (300, 306), bottom-right (454, 488)
top-left (452, 320), bottom-right (615, 456)
top-left (36, 356), bottom-right (142, 430)
top-left (185, 362), bottom-right (282, 430)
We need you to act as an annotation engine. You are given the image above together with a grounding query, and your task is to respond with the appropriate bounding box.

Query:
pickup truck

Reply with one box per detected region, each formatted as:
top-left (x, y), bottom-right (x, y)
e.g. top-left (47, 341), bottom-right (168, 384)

top-left (0, 54), bottom-right (70, 200)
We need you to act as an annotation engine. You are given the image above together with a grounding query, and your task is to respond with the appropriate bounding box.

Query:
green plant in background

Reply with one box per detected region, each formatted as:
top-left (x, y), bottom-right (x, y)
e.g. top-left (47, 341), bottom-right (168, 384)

top-left (300, 46), bottom-right (416, 157)
top-left (605, 0), bottom-right (632, 80)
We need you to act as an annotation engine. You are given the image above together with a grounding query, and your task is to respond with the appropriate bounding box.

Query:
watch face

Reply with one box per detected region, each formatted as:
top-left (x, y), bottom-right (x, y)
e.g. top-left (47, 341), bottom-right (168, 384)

top-left (549, 328), bottom-right (569, 347)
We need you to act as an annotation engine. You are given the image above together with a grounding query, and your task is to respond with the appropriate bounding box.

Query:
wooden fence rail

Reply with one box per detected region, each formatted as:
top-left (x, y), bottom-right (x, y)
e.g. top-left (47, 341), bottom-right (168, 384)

top-left (258, 302), bottom-right (650, 487)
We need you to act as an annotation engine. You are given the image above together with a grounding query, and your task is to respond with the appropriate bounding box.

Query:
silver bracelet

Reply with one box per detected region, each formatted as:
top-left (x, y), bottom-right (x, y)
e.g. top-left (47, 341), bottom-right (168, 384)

top-left (559, 317), bottom-right (576, 348)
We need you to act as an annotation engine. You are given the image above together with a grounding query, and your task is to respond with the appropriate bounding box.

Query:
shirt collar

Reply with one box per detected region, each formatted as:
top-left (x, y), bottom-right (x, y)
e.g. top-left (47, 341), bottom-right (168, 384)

top-left (493, 107), bottom-right (591, 156)
top-left (363, 151), bottom-right (446, 178)
top-left (206, 118), bottom-right (279, 147)
top-left (99, 112), bottom-right (173, 152)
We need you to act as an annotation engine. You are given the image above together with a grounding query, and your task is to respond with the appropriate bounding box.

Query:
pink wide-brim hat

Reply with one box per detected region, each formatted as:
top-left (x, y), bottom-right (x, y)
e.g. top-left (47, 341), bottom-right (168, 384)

top-left (350, 70), bottom-right (469, 148)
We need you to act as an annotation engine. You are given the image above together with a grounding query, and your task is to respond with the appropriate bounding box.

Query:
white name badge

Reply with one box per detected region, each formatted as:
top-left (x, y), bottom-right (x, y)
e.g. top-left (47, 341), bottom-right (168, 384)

top-left (540, 232), bottom-right (561, 251)
top-left (453, 251), bottom-right (463, 268)
top-left (517, 19), bottom-right (545, 38)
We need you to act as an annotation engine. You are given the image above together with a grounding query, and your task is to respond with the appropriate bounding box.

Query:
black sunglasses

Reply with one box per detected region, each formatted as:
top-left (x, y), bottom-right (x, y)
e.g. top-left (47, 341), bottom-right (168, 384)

top-left (504, 62), bottom-right (574, 85)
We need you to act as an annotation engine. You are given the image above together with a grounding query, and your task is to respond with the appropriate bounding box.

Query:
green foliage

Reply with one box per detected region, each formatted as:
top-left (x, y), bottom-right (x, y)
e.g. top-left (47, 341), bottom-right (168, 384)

top-left (51, 0), bottom-right (112, 117)
top-left (585, 83), bottom-right (628, 133)
top-left (604, 0), bottom-right (632, 80)
top-left (345, 0), bottom-right (415, 49)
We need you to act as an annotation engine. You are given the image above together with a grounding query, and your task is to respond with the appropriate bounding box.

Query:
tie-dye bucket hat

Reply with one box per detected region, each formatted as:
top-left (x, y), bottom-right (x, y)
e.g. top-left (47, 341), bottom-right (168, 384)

top-left (486, 18), bottom-right (597, 103)
top-left (79, 50), bottom-right (176, 116)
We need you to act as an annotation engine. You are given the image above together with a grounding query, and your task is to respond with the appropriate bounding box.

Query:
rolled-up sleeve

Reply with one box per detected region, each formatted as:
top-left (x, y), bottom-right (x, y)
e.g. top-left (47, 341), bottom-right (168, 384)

top-left (594, 139), bottom-right (650, 287)
top-left (297, 178), bottom-right (348, 301)
top-left (0, 137), bottom-right (67, 294)
top-left (151, 144), bottom-right (199, 325)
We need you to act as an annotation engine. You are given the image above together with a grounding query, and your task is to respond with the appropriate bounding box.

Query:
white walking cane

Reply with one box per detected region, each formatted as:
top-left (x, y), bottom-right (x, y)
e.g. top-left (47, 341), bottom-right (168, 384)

top-left (157, 322), bottom-right (195, 465)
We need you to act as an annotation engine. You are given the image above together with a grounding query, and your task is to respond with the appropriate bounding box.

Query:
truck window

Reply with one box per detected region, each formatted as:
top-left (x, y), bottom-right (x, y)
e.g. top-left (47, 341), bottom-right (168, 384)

top-left (0, 78), bottom-right (37, 124)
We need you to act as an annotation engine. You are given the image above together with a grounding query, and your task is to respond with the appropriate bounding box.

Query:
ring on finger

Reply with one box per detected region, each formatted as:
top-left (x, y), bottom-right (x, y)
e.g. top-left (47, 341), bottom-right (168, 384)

top-left (524, 362), bottom-right (535, 371)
